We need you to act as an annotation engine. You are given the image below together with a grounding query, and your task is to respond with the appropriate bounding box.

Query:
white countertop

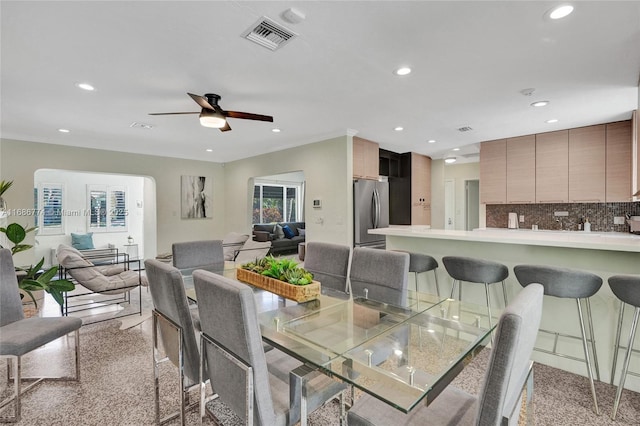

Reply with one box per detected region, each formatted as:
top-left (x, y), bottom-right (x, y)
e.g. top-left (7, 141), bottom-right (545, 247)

top-left (369, 226), bottom-right (640, 253)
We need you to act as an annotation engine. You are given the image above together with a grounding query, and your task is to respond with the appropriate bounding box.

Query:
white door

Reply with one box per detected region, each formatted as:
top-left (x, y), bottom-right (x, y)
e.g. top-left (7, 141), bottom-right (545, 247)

top-left (444, 179), bottom-right (455, 230)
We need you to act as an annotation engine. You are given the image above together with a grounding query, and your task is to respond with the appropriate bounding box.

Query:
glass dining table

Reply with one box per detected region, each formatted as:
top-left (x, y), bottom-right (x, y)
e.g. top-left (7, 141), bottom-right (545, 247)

top-left (182, 265), bottom-right (497, 414)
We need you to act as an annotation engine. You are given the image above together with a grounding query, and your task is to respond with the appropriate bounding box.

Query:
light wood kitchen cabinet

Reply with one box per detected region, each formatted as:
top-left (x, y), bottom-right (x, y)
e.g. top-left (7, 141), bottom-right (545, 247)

top-left (536, 130), bottom-right (569, 203)
top-left (568, 125), bottom-right (606, 202)
top-left (480, 139), bottom-right (506, 204)
top-left (506, 135), bottom-right (536, 203)
top-left (411, 153), bottom-right (431, 225)
top-left (606, 121), bottom-right (632, 202)
top-left (353, 136), bottom-right (379, 179)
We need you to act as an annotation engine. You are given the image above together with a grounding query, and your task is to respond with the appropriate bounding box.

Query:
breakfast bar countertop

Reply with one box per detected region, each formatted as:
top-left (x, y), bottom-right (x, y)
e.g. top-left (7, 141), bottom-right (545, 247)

top-left (369, 226), bottom-right (640, 253)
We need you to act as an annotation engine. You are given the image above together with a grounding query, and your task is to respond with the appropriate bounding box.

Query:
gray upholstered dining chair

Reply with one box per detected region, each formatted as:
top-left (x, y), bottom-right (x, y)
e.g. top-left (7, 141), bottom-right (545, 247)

top-left (193, 269), bottom-right (347, 426)
top-left (144, 259), bottom-right (205, 425)
top-left (349, 247), bottom-right (409, 306)
top-left (347, 283), bottom-right (544, 426)
top-left (303, 242), bottom-right (351, 294)
top-left (0, 248), bottom-right (83, 422)
top-left (171, 240), bottom-right (224, 272)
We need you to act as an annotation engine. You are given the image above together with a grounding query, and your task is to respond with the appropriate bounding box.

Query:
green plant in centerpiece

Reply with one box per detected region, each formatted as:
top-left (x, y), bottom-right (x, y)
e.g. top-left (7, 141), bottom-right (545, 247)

top-left (241, 256), bottom-right (314, 286)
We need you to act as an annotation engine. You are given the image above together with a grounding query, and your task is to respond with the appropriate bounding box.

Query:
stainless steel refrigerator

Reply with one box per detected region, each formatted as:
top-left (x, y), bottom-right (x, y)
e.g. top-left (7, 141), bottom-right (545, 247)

top-left (354, 179), bottom-right (389, 248)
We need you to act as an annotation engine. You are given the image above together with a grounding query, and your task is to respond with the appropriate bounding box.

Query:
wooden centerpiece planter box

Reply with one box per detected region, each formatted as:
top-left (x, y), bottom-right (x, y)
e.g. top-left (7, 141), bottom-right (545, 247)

top-left (236, 268), bottom-right (320, 303)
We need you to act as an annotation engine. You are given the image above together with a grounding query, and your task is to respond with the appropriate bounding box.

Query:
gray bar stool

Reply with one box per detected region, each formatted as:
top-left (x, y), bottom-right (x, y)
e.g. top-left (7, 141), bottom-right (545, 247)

top-left (609, 275), bottom-right (640, 420)
top-left (514, 264), bottom-right (602, 415)
top-left (394, 251), bottom-right (440, 296)
top-left (442, 256), bottom-right (509, 331)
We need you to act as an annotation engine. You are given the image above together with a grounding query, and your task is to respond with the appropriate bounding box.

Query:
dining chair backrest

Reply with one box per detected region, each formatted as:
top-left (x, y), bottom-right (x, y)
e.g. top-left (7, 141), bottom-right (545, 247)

top-left (475, 283), bottom-right (544, 424)
top-left (0, 248), bottom-right (25, 326)
top-left (144, 259), bottom-right (201, 385)
top-left (171, 239), bottom-right (224, 270)
top-left (349, 248), bottom-right (409, 307)
top-left (193, 270), bottom-right (278, 425)
top-left (304, 242), bottom-right (351, 293)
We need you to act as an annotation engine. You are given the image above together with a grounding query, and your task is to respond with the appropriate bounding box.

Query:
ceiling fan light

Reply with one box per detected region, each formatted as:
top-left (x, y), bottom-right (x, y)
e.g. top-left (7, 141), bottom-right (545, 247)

top-left (199, 110), bottom-right (227, 128)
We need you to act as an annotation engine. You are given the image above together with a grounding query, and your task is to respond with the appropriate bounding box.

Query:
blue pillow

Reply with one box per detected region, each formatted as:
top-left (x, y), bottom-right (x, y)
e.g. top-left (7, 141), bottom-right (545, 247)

top-left (71, 232), bottom-right (94, 250)
top-left (282, 225), bottom-right (295, 239)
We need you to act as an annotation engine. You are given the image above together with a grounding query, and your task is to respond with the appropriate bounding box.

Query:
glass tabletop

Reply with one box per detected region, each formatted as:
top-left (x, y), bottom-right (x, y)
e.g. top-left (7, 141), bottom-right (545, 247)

top-left (182, 265), bottom-right (497, 413)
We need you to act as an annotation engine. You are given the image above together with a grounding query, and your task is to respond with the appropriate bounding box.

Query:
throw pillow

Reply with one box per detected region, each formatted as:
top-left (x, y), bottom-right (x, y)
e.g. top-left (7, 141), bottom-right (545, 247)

top-left (275, 224), bottom-right (285, 239)
top-left (71, 232), bottom-right (94, 250)
top-left (298, 228), bottom-right (306, 237)
top-left (282, 224), bottom-right (295, 239)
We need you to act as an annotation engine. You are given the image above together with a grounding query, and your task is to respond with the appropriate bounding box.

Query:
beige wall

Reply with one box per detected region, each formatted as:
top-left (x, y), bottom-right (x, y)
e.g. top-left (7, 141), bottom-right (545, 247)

top-left (223, 135), bottom-right (353, 246)
top-left (430, 160), bottom-right (482, 229)
top-left (0, 139), bottom-right (225, 264)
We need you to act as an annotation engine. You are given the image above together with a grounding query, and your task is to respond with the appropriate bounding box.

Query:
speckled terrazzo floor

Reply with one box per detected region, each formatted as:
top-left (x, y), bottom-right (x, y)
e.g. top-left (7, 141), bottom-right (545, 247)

top-left (2, 292), bottom-right (640, 425)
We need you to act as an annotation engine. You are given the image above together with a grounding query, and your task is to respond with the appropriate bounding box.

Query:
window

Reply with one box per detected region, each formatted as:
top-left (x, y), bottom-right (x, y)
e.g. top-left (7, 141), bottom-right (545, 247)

top-left (88, 185), bottom-right (127, 232)
top-left (36, 183), bottom-right (64, 235)
top-left (252, 181), bottom-right (302, 224)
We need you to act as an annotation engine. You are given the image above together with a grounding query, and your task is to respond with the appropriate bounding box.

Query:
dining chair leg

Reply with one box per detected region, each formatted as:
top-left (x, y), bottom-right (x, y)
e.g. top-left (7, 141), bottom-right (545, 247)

top-left (611, 300), bottom-right (625, 385)
top-left (501, 280), bottom-right (509, 306)
top-left (576, 299), bottom-right (600, 415)
top-left (484, 282), bottom-right (493, 332)
top-left (612, 306), bottom-right (640, 420)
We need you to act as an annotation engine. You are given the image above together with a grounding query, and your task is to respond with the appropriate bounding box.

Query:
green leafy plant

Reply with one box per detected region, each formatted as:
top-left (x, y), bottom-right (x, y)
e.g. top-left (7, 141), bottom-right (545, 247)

top-left (0, 180), bottom-right (75, 307)
top-left (0, 222), bottom-right (37, 255)
top-left (241, 255), bottom-right (314, 286)
top-left (17, 258), bottom-right (75, 307)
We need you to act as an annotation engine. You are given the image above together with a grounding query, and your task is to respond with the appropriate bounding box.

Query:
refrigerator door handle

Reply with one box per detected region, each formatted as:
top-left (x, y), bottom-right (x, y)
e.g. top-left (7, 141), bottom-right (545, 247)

top-left (373, 187), bottom-right (380, 228)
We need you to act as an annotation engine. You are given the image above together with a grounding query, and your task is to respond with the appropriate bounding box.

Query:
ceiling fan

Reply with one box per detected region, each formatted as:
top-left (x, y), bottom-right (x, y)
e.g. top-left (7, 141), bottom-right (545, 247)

top-left (149, 93), bottom-right (273, 132)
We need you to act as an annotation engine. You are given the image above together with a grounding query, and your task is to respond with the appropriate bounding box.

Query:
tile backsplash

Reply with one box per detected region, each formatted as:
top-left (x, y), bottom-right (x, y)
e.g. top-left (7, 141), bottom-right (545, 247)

top-left (486, 202), bottom-right (640, 233)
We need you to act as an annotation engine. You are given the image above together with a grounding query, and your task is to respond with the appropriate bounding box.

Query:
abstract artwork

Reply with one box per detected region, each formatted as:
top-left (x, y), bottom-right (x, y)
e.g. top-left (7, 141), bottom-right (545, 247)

top-left (181, 175), bottom-right (212, 219)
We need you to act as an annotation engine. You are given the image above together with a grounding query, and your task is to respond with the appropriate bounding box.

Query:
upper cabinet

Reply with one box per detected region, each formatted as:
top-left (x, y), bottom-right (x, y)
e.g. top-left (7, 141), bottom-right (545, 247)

top-left (606, 121), bottom-right (632, 202)
top-left (479, 139), bottom-right (506, 204)
top-left (506, 135), bottom-right (536, 204)
top-left (353, 136), bottom-right (379, 179)
top-left (568, 125), bottom-right (606, 202)
top-left (479, 119), bottom-right (633, 205)
top-left (535, 130), bottom-right (569, 203)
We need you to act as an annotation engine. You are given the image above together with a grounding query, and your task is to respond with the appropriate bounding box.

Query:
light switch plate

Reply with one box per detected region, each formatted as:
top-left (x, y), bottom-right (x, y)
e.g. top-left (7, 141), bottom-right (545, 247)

top-left (519, 215), bottom-right (524, 222)
top-left (554, 211), bottom-right (569, 217)
top-left (614, 216), bottom-right (625, 225)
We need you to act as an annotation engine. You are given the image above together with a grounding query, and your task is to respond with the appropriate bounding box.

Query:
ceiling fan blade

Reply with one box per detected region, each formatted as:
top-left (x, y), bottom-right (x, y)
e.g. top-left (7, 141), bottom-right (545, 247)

top-left (188, 93), bottom-right (214, 110)
top-left (148, 112), bottom-right (199, 115)
top-left (224, 111), bottom-right (274, 122)
top-left (219, 122), bottom-right (232, 132)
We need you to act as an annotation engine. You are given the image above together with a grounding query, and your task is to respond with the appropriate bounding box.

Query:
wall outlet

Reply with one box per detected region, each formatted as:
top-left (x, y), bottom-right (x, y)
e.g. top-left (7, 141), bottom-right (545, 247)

top-left (554, 211), bottom-right (569, 217)
top-left (614, 216), bottom-right (625, 225)
top-left (519, 215), bottom-right (524, 223)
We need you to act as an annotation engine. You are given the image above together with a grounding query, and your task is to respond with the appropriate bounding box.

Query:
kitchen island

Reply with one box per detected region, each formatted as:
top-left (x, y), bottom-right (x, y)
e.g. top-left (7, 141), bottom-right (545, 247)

top-left (370, 226), bottom-right (640, 390)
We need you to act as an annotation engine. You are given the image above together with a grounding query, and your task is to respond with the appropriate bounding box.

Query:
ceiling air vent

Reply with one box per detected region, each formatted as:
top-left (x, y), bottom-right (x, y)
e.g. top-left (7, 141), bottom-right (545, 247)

top-left (242, 17), bottom-right (297, 51)
top-left (130, 122), bottom-right (153, 129)
top-left (457, 126), bottom-right (473, 132)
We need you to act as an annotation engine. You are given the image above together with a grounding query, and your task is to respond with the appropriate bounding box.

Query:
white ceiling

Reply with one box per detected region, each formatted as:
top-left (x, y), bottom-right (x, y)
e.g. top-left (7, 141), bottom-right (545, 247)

top-left (2, 1), bottom-right (639, 164)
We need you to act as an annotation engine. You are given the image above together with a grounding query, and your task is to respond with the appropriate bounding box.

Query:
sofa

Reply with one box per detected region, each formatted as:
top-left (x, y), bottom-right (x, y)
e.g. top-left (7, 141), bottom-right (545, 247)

top-left (252, 222), bottom-right (305, 256)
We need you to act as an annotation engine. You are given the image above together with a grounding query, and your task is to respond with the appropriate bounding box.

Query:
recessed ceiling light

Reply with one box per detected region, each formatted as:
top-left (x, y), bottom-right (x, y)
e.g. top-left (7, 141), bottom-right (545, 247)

top-left (531, 100), bottom-right (549, 107)
top-left (206, 149), bottom-right (213, 152)
top-left (452, 148), bottom-right (460, 151)
top-left (427, 139), bottom-right (436, 144)
top-left (445, 157), bottom-right (457, 164)
top-left (394, 67), bottom-right (411, 76)
top-left (58, 128), bottom-right (70, 133)
top-left (394, 126), bottom-right (404, 131)
top-left (76, 82), bottom-right (95, 91)
top-left (272, 128), bottom-right (281, 133)
top-left (546, 119), bottom-right (559, 124)
top-left (548, 4), bottom-right (574, 20)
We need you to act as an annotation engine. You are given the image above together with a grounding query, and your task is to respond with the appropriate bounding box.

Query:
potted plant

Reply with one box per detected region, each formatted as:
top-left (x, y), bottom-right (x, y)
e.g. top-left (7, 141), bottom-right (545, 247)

top-left (0, 180), bottom-right (75, 309)
top-left (238, 256), bottom-right (320, 302)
